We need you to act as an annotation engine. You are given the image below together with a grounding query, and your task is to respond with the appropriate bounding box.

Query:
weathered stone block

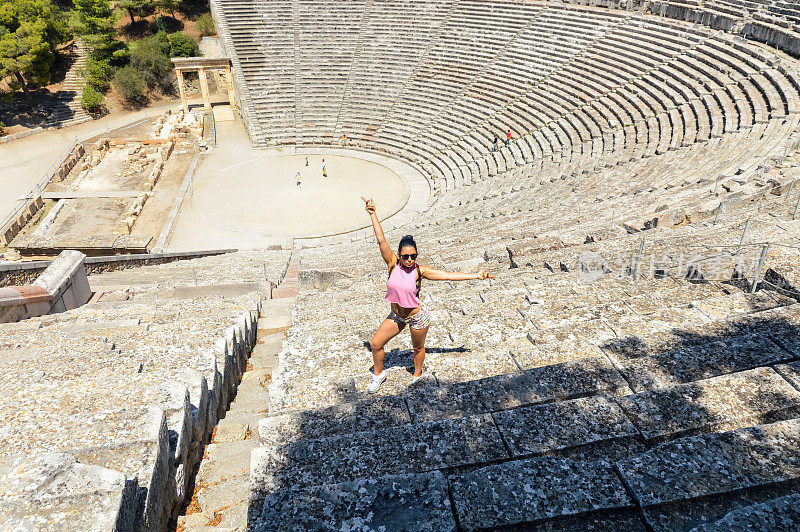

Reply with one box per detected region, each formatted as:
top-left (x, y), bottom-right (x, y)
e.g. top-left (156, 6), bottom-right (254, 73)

top-left (692, 493), bottom-right (800, 531)
top-left (494, 396), bottom-right (643, 461)
top-left (30, 250), bottom-right (90, 314)
top-left (252, 472), bottom-right (455, 532)
top-left (616, 419), bottom-right (800, 531)
top-left (258, 395), bottom-right (410, 446)
top-left (406, 356), bottom-right (630, 422)
top-left (250, 414), bottom-right (507, 494)
top-left (617, 333), bottom-right (794, 392)
top-left (616, 367), bottom-right (800, 443)
top-left (0, 453), bottom-right (138, 531)
top-left (450, 456), bottom-right (644, 531)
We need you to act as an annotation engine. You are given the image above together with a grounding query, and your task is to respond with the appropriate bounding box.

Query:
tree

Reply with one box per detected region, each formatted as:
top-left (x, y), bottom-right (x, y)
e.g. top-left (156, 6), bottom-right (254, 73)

top-left (156, 0), bottom-right (179, 19)
top-left (113, 64), bottom-right (144, 100)
top-left (195, 12), bottom-right (214, 36)
top-left (80, 82), bottom-right (102, 111)
top-left (168, 31), bottom-right (196, 57)
top-left (69, 0), bottom-right (117, 59)
top-left (117, 0), bottom-right (152, 24)
top-left (130, 30), bottom-right (171, 90)
top-left (0, 0), bottom-right (69, 106)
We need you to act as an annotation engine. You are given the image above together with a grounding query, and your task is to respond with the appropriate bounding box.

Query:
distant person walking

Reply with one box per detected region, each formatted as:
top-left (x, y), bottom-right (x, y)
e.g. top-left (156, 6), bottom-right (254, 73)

top-left (506, 129), bottom-right (512, 146)
top-left (296, 171), bottom-right (302, 186)
top-left (322, 159), bottom-right (327, 178)
top-left (305, 156), bottom-right (309, 167)
top-left (493, 134), bottom-right (499, 151)
top-left (361, 196), bottom-right (494, 392)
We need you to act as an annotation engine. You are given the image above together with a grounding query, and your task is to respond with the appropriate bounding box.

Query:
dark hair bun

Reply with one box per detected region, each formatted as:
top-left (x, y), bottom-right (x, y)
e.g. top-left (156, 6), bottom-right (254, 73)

top-left (398, 235), bottom-right (417, 253)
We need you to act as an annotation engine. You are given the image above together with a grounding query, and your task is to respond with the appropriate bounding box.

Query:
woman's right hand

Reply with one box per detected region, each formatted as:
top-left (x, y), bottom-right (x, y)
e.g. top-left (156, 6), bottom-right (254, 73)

top-left (361, 196), bottom-right (375, 215)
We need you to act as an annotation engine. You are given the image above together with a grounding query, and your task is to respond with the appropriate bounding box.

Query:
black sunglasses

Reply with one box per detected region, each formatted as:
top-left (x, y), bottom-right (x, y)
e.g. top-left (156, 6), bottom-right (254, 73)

top-left (401, 254), bottom-right (417, 260)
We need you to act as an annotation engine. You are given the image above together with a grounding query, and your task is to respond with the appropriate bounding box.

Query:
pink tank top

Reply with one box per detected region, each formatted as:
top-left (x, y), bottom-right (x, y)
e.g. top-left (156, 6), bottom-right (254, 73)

top-left (385, 264), bottom-right (421, 309)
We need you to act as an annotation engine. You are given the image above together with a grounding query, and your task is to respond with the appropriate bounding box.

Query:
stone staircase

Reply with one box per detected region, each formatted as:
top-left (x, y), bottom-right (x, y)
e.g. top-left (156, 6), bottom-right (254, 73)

top-left (246, 252), bottom-right (800, 529)
top-left (43, 41), bottom-right (91, 129)
top-left (0, 250), bottom-right (290, 529)
top-left (177, 296), bottom-right (293, 528)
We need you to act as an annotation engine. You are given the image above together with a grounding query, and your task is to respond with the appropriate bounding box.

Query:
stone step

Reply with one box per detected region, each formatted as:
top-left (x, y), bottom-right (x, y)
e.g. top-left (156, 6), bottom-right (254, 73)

top-left (616, 366), bottom-right (800, 444)
top-left (267, 354), bottom-right (631, 417)
top-left (406, 356), bottom-right (632, 422)
top-left (492, 395), bottom-right (645, 462)
top-left (251, 472), bottom-right (456, 531)
top-left (449, 456), bottom-right (646, 530)
top-left (258, 394), bottom-right (410, 446)
top-left (250, 414), bottom-right (507, 495)
top-left (692, 492), bottom-right (800, 531)
top-left (616, 418), bottom-right (800, 531)
top-left (180, 438), bottom-right (257, 528)
top-left (614, 332), bottom-right (796, 392)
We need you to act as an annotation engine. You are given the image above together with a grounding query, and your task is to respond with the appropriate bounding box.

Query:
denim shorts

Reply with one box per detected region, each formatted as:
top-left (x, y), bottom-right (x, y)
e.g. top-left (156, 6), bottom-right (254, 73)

top-left (387, 303), bottom-right (430, 330)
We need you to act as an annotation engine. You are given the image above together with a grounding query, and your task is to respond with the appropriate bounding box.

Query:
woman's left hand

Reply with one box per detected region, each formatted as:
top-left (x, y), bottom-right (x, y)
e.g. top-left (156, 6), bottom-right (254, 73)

top-left (476, 269), bottom-right (495, 280)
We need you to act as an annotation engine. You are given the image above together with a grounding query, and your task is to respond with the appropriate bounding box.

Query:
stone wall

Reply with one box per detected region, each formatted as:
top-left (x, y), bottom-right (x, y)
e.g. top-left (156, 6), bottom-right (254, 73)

top-left (0, 250), bottom-right (90, 323)
top-left (0, 249), bottom-right (236, 288)
top-left (0, 196), bottom-right (44, 247)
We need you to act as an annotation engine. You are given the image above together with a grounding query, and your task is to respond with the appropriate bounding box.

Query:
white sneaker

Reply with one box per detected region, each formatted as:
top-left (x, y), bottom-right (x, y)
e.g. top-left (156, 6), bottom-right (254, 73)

top-left (367, 371), bottom-right (386, 393)
top-left (411, 375), bottom-right (422, 384)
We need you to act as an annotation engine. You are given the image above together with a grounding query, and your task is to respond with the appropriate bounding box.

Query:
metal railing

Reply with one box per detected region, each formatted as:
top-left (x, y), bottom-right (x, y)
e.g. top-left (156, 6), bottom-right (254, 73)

top-left (577, 206), bottom-right (800, 296)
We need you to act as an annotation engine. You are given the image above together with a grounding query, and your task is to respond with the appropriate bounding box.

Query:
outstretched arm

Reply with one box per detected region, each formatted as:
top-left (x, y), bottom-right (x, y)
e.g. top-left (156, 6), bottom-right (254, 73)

top-left (362, 196), bottom-right (396, 267)
top-left (419, 265), bottom-right (494, 281)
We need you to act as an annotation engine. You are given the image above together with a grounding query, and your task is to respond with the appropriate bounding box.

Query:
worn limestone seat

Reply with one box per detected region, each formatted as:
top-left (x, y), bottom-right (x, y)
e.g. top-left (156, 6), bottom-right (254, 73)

top-left (215, 0), bottom-right (800, 199)
top-left (248, 228), bottom-right (800, 528)
top-left (0, 250), bottom-right (291, 530)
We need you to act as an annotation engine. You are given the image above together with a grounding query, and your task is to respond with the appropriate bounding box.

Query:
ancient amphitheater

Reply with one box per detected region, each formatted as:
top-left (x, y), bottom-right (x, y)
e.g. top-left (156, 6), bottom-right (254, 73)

top-left (3, 0), bottom-right (800, 529)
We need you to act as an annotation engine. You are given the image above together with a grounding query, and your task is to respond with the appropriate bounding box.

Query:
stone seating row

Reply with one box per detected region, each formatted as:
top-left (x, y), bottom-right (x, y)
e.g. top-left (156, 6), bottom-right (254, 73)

top-left (249, 222), bottom-right (800, 527)
top-left (219, 0), bottom-right (800, 186)
top-left (405, 109), bottom-right (798, 239)
top-left (382, 29), bottom-right (792, 189)
top-left (0, 291), bottom-right (264, 529)
top-left (0, 250), bottom-right (291, 529)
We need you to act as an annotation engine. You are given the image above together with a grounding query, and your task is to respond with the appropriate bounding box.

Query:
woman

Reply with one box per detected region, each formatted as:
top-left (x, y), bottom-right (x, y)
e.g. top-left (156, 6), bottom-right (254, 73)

top-left (362, 196), bottom-right (493, 392)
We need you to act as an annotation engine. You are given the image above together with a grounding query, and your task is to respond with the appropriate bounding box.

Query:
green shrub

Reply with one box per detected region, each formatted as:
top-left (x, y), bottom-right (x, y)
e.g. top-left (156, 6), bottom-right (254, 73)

top-left (169, 32), bottom-right (198, 57)
top-left (150, 14), bottom-right (182, 33)
top-left (113, 65), bottom-right (146, 100)
top-left (0, 121), bottom-right (6, 136)
top-left (195, 13), bottom-right (215, 36)
top-left (110, 45), bottom-right (131, 66)
top-left (81, 57), bottom-right (114, 91)
top-left (81, 85), bottom-right (104, 111)
top-left (130, 31), bottom-right (173, 91)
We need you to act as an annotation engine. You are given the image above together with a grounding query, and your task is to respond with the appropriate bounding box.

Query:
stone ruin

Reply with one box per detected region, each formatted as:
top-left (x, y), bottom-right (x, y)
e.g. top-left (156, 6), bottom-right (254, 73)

top-left (5, 110), bottom-right (204, 257)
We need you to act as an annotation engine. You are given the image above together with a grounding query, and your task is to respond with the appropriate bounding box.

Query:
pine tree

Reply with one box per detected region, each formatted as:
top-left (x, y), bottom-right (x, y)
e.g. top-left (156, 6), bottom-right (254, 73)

top-left (69, 0), bottom-right (116, 58)
top-left (117, 0), bottom-right (152, 25)
top-left (0, 0), bottom-right (69, 106)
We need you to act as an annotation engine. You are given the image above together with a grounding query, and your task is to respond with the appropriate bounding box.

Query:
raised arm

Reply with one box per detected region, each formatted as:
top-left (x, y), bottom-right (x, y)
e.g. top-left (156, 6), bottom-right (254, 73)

top-left (419, 264), bottom-right (494, 281)
top-left (362, 196), bottom-right (396, 267)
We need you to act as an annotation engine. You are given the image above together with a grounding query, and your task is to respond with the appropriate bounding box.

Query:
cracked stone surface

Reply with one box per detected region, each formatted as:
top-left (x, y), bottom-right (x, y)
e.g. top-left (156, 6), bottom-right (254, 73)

top-left (252, 472), bottom-right (456, 532)
top-left (449, 456), bottom-right (644, 530)
top-left (250, 414), bottom-right (507, 493)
